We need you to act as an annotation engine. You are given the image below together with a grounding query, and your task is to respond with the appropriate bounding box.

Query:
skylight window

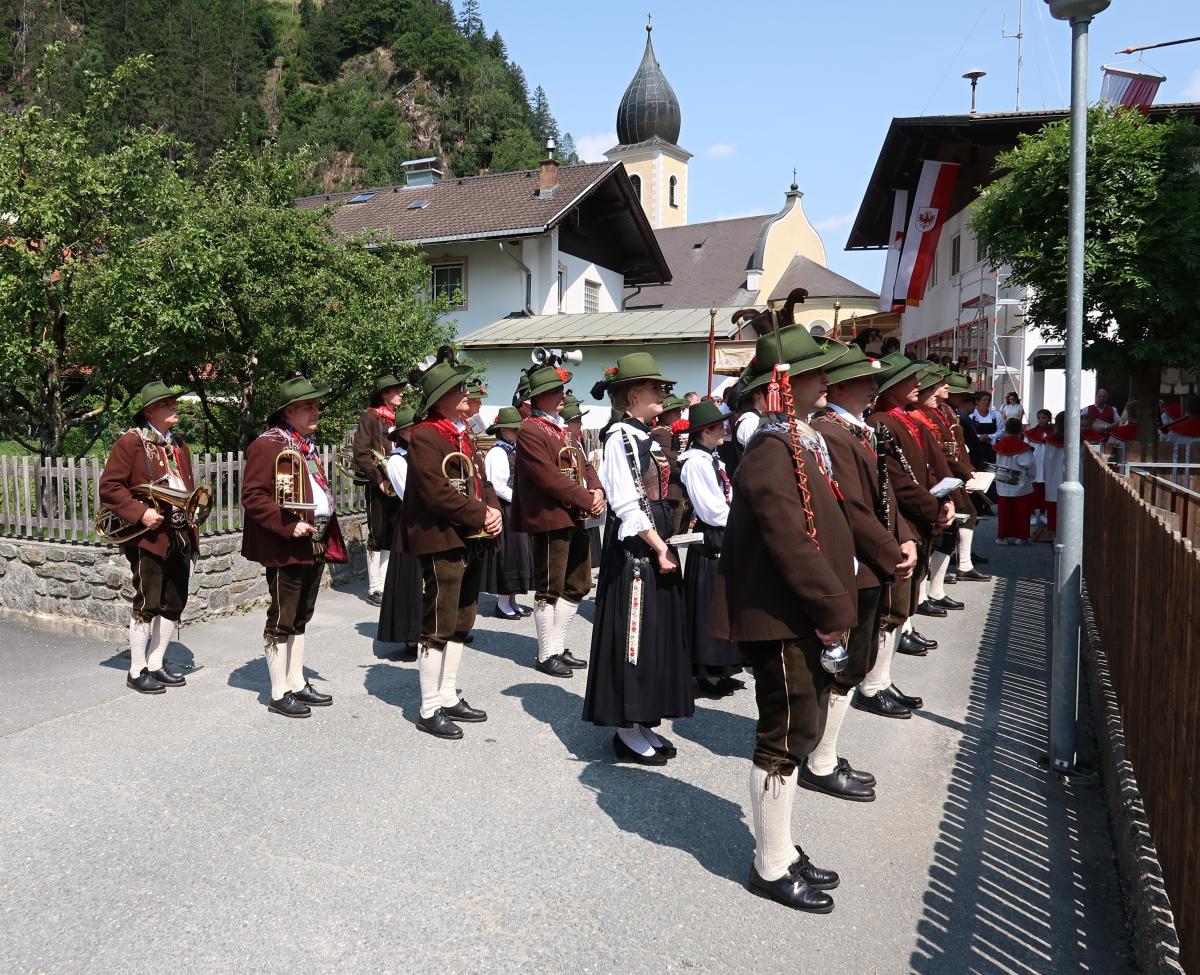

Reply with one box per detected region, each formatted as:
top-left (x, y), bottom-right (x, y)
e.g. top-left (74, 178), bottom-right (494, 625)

top-left (348, 192), bottom-right (375, 204)
top-left (408, 199), bottom-right (430, 210)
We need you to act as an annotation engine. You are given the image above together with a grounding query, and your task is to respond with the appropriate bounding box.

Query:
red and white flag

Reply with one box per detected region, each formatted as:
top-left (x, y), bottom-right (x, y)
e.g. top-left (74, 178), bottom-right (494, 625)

top-left (879, 189), bottom-right (908, 313)
top-left (1100, 65), bottom-right (1165, 110)
top-left (893, 160), bottom-right (960, 307)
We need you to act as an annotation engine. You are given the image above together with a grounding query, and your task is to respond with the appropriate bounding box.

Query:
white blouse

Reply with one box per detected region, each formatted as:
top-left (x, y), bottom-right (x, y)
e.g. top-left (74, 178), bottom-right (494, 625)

top-left (386, 448), bottom-right (409, 501)
top-left (679, 447), bottom-right (730, 528)
top-left (600, 421), bottom-right (659, 540)
top-left (484, 444), bottom-right (514, 504)
top-left (735, 412), bottom-right (761, 449)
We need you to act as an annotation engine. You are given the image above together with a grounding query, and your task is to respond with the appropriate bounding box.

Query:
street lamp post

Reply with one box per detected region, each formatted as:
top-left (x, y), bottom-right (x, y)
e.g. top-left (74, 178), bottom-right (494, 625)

top-left (1043, 0), bottom-right (1109, 773)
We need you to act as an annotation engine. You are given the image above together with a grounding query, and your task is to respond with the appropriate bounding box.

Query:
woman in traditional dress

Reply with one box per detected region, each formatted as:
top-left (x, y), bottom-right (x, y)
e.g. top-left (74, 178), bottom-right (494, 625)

top-left (481, 406), bottom-right (533, 620)
top-left (377, 406), bottom-right (423, 659)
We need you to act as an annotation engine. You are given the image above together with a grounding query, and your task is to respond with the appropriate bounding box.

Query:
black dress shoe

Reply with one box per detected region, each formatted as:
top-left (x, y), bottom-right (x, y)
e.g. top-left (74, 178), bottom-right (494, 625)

top-left (897, 633), bottom-right (930, 656)
top-left (957, 568), bottom-right (992, 581)
top-left (535, 655), bottom-right (573, 678)
top-left (492, 606), bottom-right (521, 621)
top-left (463, 634), bottom-right (475, 645)
top-left (612, 732), bottom-right (668, 766)
top-left (888, 684), bottom-right (924, 710)
top-left (127, 668), bottom-right (166, 695)
top-left (931, 595), bottom-right (964, 610)
top-left (799, 762), bottom-right (876, 802)
top-left (851, 688), bottom-right (912, 719)
top-left (560, 648), bottom-right (588, 669)
top-left (293, 682), bottom-right (332, 707)
top-left (150, 667), bottom-right (185, 687)
top-left (646, 733), bottom-right (677, 758)
top-left (416, 709), bottom-right (463, 740)
top-left (791, 847), bottom-right (841, 890)
top-left (268, 692), bottom-right (311, 718)
top-left (748, 865), bottom-right (835, 914)
top-left (402, 643), bottom-right (419, 661)
top-left (836, 757), bottom-right (876, 787)
top-left (944, 572), bottom-right (957, 585)
top-left (442, 698), bottom-right (487, 723)
top-left (908, 630), bottom-right (938, 649)
top-left (916, 599), bottom-right (948, 617)
top-left (366, 591), bottom-right (383, 607)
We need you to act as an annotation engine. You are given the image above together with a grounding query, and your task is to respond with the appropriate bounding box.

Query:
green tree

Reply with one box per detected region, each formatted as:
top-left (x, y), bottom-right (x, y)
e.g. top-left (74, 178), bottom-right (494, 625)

top-left (971, 106), bottom-right (1200, 441)
top-left (530, 84), bottom-right (558, 145)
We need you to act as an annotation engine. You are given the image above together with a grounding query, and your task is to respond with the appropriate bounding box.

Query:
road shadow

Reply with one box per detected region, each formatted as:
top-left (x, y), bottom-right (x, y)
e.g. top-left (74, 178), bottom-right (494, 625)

top-left (909, 559), bottom-right (1132, 974)
top-left (227, 651), bottom-right (333, 706)
top-left (100, 639), bottom-right (198, 672)
top-left (670, 700), bottom-right (756, 759)
top-left (501, 681), bottom-right (602, 761)
top-left (362, 661), bottom-right (420, 722)
top-left (577, 762), bottom-right (752, 885)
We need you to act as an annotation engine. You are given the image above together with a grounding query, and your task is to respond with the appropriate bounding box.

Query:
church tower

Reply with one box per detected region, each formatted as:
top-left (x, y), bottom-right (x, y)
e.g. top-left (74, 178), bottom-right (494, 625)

top-left (605, 19), bottom-right (691, 229)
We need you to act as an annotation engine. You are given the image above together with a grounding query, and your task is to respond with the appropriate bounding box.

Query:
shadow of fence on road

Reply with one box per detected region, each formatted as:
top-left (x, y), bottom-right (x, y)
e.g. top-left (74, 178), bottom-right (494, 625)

top-left (910, 570), bottom-right (1131, 975)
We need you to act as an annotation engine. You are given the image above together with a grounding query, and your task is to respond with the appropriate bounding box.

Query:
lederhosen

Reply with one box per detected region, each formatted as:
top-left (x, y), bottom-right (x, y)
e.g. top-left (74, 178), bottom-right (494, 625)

top-left (355, 407), bottom-right (400, 553)
top-left (525, 417), bottom-right (593, 605)
top-left (481, 440), bottom-right (533, 596)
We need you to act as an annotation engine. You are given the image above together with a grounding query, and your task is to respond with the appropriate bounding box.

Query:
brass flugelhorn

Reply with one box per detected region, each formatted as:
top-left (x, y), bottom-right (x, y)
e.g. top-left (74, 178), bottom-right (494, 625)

top-left (442, 450), bottom-right (491, 539)
top-left (95, 480), bottom-right (215, 544)
top-left (275, 449), bottom-right (318, 511)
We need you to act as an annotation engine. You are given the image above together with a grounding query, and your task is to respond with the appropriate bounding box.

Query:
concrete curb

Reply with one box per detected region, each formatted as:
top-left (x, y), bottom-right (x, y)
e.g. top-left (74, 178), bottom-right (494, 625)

top-left (1082, 591), bottom-right (1185, 974)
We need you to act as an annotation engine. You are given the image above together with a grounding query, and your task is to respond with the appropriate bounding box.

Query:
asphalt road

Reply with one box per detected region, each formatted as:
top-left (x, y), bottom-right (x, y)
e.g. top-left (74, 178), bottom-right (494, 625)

top-left (0, 520), bottom-right (1132, 974)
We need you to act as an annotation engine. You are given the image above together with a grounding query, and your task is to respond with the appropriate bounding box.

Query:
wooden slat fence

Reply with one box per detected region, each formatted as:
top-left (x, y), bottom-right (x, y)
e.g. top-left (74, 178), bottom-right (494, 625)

top-left (1082, 448), bottom-right (1200, 973)
top-left (0, 447), bottom-right (364, 544)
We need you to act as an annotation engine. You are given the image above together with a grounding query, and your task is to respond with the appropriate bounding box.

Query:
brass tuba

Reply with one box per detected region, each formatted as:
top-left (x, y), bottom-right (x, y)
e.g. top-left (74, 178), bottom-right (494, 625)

top-left (442, 451), bottom-right (490, 539)
top-left (275, 449), bottom-right (318, 511)
top-left (558, 443), bottom-right (588, 486)
top-left (95, 480), bottom-right (215, 544)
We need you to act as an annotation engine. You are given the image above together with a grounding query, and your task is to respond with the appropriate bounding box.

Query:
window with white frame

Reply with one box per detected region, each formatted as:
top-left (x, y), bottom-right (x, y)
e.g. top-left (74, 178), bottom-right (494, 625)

top-left (431, 262), bottom-right (466, 308)
top-left (808, 320), bottom-right (830, 337)
top-left (950, 234), bottom-right (962, 277)
top-left (584, 279), bottom-right (601, 314)
top-left (630, 173), bottom-right (642, 201)
top-left (557, 265), bottom-right (566, 313)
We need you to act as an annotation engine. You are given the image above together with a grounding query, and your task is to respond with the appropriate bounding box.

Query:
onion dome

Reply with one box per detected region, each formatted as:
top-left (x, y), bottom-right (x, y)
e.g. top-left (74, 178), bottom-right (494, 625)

top-left (615, 20), bottom-right (681, 146)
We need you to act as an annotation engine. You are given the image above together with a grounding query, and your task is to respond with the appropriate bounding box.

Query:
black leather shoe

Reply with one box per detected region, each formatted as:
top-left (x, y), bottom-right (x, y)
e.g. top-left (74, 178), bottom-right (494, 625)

top-left (646, 733), bottom-right (677, 758)
top-left (852, 688), bottom-right (912, 719)
top-left (791, 847), bottom-right (841, 891)
top-left (957, 568), bottom-right (992, 581)
top-left (535, 655), bottom-right (573, 678)
top-left (916, 600), bottom-right (948, 617)
top-left (908, 630), bottom-right (938, 649)
top-left (492, 606), bottom-right (521, 621)
top-left (837, 757), bottom-right (876, 787)
top-left (366, 591), bottom-right (383, 607)
top-left (560, 648), bottom-right (588, 669)
top-left (268, 692), bottom-right (311, 718)
top-left (799, 762), bottom-right (876, 802)
top-left (897, 633), bottom-right (930, 656)
top-left (931, 595), bottom-right (964, 610)
top-left (748, 865), bottom-right (835, 914)
top-left (402, 643), bottom-right (419, 662)
top-left (293, 682), bottom-right (332, 707)
top-left (944, 572), bottom-right (957, 585)
top-left (416, 709), bottom-right (463, 739)
top-left (888, 684), bottom-right (924, 710)
top-left (442, 698), bottom-right (487, 723)
top-left (463, 634), bottom-right (475, 645)
top-left (150, 667), bottom-right (185, 687)
top-left (127, 668), bottom-right (166, 695)
top-left (613, 732), bottom-right (668, 765)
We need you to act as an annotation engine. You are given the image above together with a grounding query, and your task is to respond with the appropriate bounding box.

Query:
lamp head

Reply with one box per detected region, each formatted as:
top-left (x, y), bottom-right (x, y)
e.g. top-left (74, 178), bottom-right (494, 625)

top-left (1043, 0), bottom-right (1110, 21)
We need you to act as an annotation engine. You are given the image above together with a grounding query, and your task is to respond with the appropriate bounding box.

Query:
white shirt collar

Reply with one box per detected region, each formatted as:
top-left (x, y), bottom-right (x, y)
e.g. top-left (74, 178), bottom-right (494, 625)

top-left (829, 403), bottom-right (867, 428)
top-left (147, 422), bottom-right (171, 442)
top-left (533, 408), bottom-right (565, 427)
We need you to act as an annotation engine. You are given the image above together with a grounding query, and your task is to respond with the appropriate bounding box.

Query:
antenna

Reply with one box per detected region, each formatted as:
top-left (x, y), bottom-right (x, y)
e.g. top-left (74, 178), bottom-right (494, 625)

top-left (1002, 0), bottom-right (1024, 110)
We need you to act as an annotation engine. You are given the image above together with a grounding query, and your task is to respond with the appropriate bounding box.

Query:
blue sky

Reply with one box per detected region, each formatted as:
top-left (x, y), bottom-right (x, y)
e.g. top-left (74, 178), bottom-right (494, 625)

top-left (481, 0), bottom-right (1198, 292)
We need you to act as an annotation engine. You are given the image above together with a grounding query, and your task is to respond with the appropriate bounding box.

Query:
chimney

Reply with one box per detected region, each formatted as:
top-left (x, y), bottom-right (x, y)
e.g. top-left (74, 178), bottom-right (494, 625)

top-left (402, 157), bottom-right (443, 188)
top-left (537, 138), bottom-right (559, 197)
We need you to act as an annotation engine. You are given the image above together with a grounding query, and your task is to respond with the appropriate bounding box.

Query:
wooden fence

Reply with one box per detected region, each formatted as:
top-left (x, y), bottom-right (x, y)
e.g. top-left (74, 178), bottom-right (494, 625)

top-left (1083, 448), bottom-right (1200, 972)
top-left (0, 448), bottom-right (365, 544)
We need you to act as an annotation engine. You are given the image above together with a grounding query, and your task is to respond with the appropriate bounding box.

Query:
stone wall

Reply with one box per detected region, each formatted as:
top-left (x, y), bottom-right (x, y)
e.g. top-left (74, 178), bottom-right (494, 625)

top-left (0, 514), bottom-right (367, 634)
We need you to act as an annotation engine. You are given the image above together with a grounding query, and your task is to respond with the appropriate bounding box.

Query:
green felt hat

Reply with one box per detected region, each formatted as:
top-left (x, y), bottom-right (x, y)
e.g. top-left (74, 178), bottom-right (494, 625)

top-left (916, 364), bottom-right (950, 392)
top-left (601, 352), bottom-right (675, 391)
top-left (526, 365), bottom-right (571, 398)
top-left (486, 406), bottom-right (524, 435)
top-left (562, 394), bottom-right (589, 422)
top-left (661, 394), bottom-right (689, 414)
top-left (417, 361), bottom-right (472, 418)
top-left (373, 373), bottom-right (403, 395)
top-left (271, 375), bottom-right (331, 417)
top-left (824, 345), bottom-right (888, 387)
top-left (742, 326), bottom-right (850, 393)
top-left (685, 399), bottom-right (729, 435)
top-left (135, 380), bottom-right (186, 416)
top-left (515, 373), bottom-right (532, 403)
top-left (468, 383), bottom-right (487, 398)
top-left (875, 353), bottom-right (929, 396)
top-left (391, 404), bottom-right (418, 432)
top-left (947, 372), bottom-right (973, 393)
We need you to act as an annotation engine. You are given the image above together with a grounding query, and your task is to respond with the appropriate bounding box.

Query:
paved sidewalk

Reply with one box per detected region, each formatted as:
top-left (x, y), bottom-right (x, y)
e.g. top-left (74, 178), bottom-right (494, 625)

top-left (0, 522), bottom-right (1132, 974)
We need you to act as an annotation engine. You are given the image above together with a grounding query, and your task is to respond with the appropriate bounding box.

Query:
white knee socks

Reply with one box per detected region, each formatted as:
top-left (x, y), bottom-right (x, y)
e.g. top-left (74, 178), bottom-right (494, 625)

top-left (552, 598), bottom-right (582, 658)
top-left (957, 527), bottom-right (975, 571)
top-left (861, 628), bottom-right (899, 697)
top-left (533, 601), bottom-right (555, 662)
top-left (498, 593), bottom-right (518, 614)
top-left (617, 725), bottom-right (656, 756)
top-left (286, 634), bottom-right (307, 693)
top-left (418, 646), bottom-right (442, 719)
top-left (128, 618), bottom-right (152, 676)
top-left (147, 617), bottom-right (174, 671)
top-left (928, 550), bottom-right (951, 600)
top-left (808, 691), bottom-right (851, 776)
top-left (263, 641), bottom-right (289, 701)
top-left (750, 765), bottom-right (800, 882)
top-left (439, 640), bottom-right (463, 707)
top-left (367, 550), bottom-right (387, 595)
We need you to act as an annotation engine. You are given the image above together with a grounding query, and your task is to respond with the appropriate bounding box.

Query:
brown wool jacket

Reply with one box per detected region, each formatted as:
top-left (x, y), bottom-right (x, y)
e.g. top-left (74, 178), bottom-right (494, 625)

top-left (401, 424), bottom-right (499, 557)
top-left (511, 418), bottom-right (600, 534)
top-left (867, 411), bottom-right (941, 538)
top-left (99, 429), bottom-right (199, 557)
top-left (352, 408), bottom-right (391, 489)
top-left (241, 429), bottom-right (344, 567)
top-left (712, 429), bottom-right (857, 643)
top-left (812, 412), bottom-right (904, 590)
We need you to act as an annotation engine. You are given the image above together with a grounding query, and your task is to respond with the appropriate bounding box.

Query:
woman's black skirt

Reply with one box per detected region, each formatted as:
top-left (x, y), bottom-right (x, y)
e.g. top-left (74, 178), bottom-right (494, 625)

top-left (480, 500), bottom-right (532, 595)
top-left (684, 534), bottom-right (742, 677)
top-left (582, 498), bottom-right (694, 728)
top-left (377, 548), bottom-right (423, 645)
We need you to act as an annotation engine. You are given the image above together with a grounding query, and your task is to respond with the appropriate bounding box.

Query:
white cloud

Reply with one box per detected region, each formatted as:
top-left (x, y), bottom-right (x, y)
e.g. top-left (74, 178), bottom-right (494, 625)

top-left (575, 132), bottom-right (617, 163)
top-left (1181, 69), bottom-right (1200, 101)
top-left (813, 212), bottom-right (856, 232)
top-left (704, 143), bottom-right (736, 159)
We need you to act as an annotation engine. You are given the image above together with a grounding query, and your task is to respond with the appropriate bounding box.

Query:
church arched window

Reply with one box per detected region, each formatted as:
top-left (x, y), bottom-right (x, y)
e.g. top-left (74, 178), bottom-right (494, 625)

top-left (669, 175), bottom-right (678, 208)
top-left (630, 173), bottom-right (642, 201)
top-left (808, 320), bottom-right (830, 337)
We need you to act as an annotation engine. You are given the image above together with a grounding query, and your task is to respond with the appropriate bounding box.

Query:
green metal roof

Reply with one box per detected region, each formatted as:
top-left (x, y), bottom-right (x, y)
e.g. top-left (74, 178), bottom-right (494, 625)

top-left (458, 307), bottom-right (757, 349)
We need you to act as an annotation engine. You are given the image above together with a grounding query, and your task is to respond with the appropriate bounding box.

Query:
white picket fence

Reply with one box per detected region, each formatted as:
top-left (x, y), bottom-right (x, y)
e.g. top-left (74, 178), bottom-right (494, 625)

top-left (0, 448), bottom-right (365, 544)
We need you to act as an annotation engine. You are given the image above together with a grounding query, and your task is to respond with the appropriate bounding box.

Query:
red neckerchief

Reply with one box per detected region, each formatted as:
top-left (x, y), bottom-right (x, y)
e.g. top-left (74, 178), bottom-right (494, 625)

top-left (1025, 427), bottom-right (1051, 444)
top-left (994, 435), bottom-right (1033, 456)
top-left (373, 405), bottom-right (396, 424)
top-left (276, 425), bottom-right (333, 503)
top-left (526, 415), bottom-right (566, 442)
top-left (884, 405), bottom-right (923, 442)
top-left (419, 416), bottom-right (473, 456)
top-left (1166, 416), bottom-right (1200, 437)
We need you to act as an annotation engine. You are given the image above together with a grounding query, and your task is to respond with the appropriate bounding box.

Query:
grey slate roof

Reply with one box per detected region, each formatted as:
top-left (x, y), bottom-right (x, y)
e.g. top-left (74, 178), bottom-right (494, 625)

top-left (458, 307), bottom-right (753, 348)
top-left (768, 255), bottom-right (878, 302)
top-left (616, 25), bottom-right (682, 147)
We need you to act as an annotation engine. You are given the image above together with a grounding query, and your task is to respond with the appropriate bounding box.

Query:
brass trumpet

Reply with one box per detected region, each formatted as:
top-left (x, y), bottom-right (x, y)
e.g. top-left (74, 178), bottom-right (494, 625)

top-left (95, 480), bottom-right (215, 544)
top-left (442, 450), bottom-right (491, 540)
top-left (276, 449), bottom-right (318, 511)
